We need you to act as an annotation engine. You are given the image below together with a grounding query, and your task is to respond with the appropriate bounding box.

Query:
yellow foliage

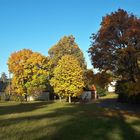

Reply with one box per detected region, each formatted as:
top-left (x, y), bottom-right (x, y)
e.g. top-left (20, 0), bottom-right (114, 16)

top-left (50, 55), bottom-right (85, 98)
top-left (8, 49), bottom-right (49, 96)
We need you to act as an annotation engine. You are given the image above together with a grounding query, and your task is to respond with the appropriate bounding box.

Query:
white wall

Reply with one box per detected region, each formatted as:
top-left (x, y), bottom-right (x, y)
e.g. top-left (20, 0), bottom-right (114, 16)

top-left (81, 91), bottom-right (92, 100)
top-left (28, 92), bottom-right (50, 101)
top-left (108, 81), bottom-right (116, 92)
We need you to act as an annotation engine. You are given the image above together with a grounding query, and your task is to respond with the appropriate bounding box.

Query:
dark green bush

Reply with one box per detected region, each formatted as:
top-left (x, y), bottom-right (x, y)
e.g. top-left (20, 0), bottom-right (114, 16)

top-left (116, 80), bottom-right (140, 104)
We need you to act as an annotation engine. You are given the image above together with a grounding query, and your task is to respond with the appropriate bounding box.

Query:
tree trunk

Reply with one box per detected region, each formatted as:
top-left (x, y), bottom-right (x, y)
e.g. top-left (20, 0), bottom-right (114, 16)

top-left (68, 95), bottom-right (71, 103)
top-left (59, 96), bottom-right (62, 102)
top-left (94, 91), bottom-right (97, 100)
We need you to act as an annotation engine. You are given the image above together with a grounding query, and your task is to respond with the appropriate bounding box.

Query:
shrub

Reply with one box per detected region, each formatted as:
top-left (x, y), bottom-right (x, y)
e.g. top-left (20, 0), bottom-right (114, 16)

top-left (116, 80), bottom-right (140, 104)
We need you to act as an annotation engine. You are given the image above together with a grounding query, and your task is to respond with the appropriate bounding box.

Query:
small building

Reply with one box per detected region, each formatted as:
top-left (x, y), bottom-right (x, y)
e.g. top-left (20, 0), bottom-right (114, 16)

top-left (27, 92), bottom-right (50, 101)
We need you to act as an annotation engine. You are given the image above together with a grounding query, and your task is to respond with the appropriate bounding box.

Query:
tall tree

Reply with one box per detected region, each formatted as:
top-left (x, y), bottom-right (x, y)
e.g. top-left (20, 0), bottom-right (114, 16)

top-left (8, 49), bottom-right (33, 95)
top-left (50, 55), bottom-right (85, 103)
top-left (89, 9), bottom-right (140, 82)
top-left (8, 49), bottom-right (49, 97)
top-left (25, 52), bottom-right (49, 95)
top-left (48, 35), bottom-right (87, 72)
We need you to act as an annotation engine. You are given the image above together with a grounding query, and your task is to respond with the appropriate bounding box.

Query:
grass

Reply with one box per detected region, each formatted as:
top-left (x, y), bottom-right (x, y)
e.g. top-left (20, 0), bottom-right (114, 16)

top-left (100, 92), bottom-right (118, 99)
top-left (0, 94), bottom-right (140, 140)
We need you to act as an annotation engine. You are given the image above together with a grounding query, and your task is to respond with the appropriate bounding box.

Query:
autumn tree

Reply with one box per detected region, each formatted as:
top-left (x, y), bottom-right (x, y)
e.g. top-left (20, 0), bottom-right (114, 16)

top-left (48, 35), bottom-right (87, 98)
top-left (24, 52), bottom-right (49, 95)
top-left (84, 69), bottom-right (94, 89)
top-left (89, 9), bottom-right (140, 82)
top-left (50, 55), bottom-right (85, 103)
top-left (48, 35), bottom-right (87, 72)
top-left (8, 49), bottom-right (49, 98)
top-left (93, 71), bottom-right (112, 89)
top-left (89, 9), bottom-right (140, 103)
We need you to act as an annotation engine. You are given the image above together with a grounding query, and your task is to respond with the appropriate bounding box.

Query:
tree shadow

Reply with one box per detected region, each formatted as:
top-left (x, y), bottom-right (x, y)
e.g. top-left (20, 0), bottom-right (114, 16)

top-left (33, 104), bottom-right (140, 140)
top-left (0, 101), bottom-right (54, 116)
top-left (38, 104), bottom-right (140, 140)
top-left (131, 120), bottom-right (140, 126)
top-left (0, 103), bottom-right (140, 140)
top-left (95, 97), bottom-right (140, 114)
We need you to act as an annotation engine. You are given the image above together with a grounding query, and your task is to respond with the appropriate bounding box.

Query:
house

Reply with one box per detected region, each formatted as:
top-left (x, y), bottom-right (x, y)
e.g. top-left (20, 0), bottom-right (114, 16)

top-left (81, 91), bottom-right (92, 101)
top-left (27, 92), bottom-right (50, 101)
top-left (108, 81), bottom-right (116, 92)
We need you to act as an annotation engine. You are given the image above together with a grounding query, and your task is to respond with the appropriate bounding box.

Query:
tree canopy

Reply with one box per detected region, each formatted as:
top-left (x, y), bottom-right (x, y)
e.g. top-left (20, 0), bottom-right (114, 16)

top-left (50, 55), bottom-right (85, 103)
top-left (48, 35), bottom-right (87, 71)
top-left (89, 9), bottom-right (140, 82)
top-left (84, 69), bottom-right (95, 89)
top-left (93, 71), bottom-right (112, 89)
top-left (7, 49), bottom-right (49, 97)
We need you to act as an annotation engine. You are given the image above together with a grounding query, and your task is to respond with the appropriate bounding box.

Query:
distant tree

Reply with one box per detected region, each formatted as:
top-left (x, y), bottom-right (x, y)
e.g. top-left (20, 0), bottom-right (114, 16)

top-left (0, 72), bottom-right (8, 93)
top-left (8, 49), bottom-right (49, 98)
top-left (0, 72), bottom-right (7, 83)
top-left (93, 71), bottom-right (112, 89)
top-left (89, 9), bottom-right (140, 82)
top-left (50, 55), bottom-right (85, 103)
top-left (48, 35), bottom-right (87, 72)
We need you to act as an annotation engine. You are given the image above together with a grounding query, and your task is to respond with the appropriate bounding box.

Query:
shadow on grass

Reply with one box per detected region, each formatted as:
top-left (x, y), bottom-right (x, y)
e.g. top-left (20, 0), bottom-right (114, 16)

top-left (95, 97), bottom-right (140, 114)
top-left (0, 101), bottom-right (54, 115)
top-left (0, 103), bottom-right (140, 140)
top-left (37, 104), bottom-right (140, 140)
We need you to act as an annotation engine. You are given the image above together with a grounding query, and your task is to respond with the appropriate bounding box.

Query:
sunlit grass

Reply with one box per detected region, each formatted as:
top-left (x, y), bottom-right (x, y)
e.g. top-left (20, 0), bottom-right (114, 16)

top-left (100, 92), bottom-right (118, 99)
top-left (0, 99), bottom-right (140, 140)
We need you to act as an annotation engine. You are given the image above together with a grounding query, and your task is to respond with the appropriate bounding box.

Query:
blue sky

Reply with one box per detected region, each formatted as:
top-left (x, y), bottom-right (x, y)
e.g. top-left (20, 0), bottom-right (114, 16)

top-left (0, 0), bottom-right (140, 76)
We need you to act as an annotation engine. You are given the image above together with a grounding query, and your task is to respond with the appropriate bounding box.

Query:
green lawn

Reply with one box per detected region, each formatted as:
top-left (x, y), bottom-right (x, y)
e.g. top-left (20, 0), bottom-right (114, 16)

top-left (0, 95), bottom-right (140, 140)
